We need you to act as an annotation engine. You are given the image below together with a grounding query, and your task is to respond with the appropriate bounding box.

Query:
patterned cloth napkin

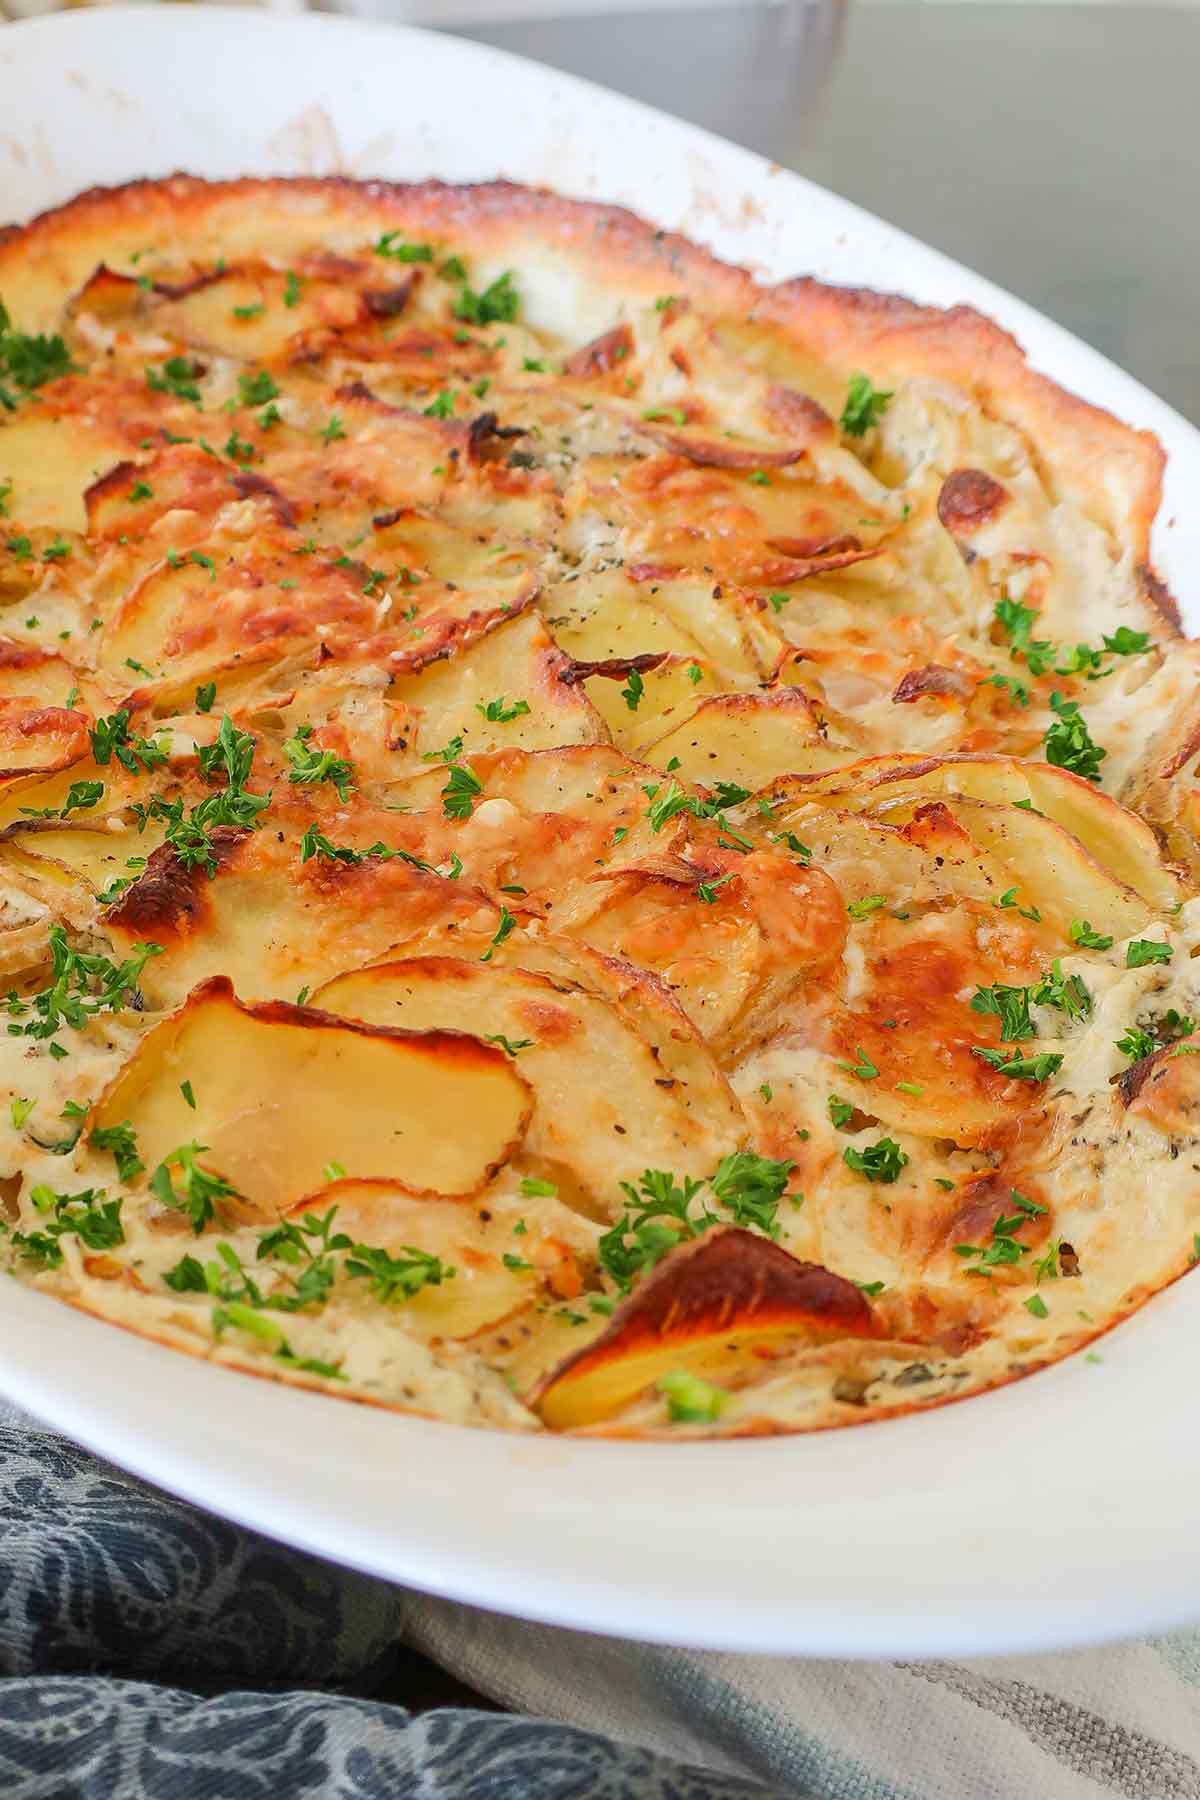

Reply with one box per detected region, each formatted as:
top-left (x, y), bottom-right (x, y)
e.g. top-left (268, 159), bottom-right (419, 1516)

top-left (0, 1402), bottom-right (1197, 1799)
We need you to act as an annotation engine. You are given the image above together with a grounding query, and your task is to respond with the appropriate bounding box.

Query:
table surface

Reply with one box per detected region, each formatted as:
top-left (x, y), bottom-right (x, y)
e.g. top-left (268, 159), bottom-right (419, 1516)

top-left (456, 1), bottom-right (1199, 429)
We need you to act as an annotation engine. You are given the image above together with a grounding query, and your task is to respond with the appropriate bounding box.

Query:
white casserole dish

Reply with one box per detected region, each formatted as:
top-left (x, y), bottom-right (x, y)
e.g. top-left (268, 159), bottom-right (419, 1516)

top-left (0, 4), bottom-right (1197, 1657)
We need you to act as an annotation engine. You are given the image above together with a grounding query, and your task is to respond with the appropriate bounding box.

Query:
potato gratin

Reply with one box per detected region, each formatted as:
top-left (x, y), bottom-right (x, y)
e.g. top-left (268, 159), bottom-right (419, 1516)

top-left (0, 176), bottom-right (1197, 1437)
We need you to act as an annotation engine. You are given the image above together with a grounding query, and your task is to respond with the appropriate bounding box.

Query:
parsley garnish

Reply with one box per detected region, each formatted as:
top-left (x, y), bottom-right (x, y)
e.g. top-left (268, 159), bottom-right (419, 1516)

top-left (6, 927), bottom-right (161, 1043)
top-left (283, 723), bottom-right (354, 802)
top-left (11, 1185), bottom-right (123, 1264)
top-left (658, 1370), bottom-right (728, 1423)
top-left (846, 894), bottom-right (887, 921)
top-left (89, 1121), bottom-right (144, 1183)
top-left (1069, 919), bottom-right (1113, 951)
top-left (1126, 938), bottom-right (1172, 968)
top-left (839, 372), bottom-right (892, 437)
top-left (482, 906), bottom-right (517, 962)
top-left (148, 1142), bottom-right (240, 1234)
top-left (442, 761), bottom-right (482, 821)
top-left (452, 271), bottom-right (519, 327)
top-left (620, 669), bottom-right (645, 711)
top-left (374, 235), bottom-right (434, 263)
top-left (842, 1138), bottom-right (908, 1183)
top-left (1044, 692), bottom-right (1106, 782)
top-left (971, 1047), bottom-right (1064, 1082)
top-left (476, 695), bottom-right (531, 723)
top-left (145, 355), bottom-right (202, 403)
top-left (344, 1242), bottom-right (453, 1303)
top-left (0, 300), bottom-right (74, 409)
top-left (19, 779), bottom-right (104, 822)
top-left (89, 710), bottom-right (168, 775)
top-left (238, 370), bottom-right (278, 407)
top-left (597, 1155), bottom-right (793, 1293)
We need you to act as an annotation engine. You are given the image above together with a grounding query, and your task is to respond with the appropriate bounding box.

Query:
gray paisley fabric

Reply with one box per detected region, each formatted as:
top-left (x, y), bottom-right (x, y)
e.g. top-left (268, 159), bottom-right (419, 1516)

top-left (0, 1427), bottom-right (779, 1800)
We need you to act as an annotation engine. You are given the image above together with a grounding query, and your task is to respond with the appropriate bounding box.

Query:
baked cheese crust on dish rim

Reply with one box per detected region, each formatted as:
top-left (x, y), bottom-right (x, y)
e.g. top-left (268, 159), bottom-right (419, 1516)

top-left (0, 173), bottom-right (1197, 1439)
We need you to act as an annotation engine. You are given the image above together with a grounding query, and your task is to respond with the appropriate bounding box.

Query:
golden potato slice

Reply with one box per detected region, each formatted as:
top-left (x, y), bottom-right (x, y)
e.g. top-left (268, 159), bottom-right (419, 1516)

top-left (783, 753), bottom-right (1184, 912)
top-left (0, 702), bottom-right (90, 784)
top-left (102, 793), bottom-right (496, 1008)
top-left (581, 653), bottom-right (722, 747)
top-left (640, 691), bottom-right (850, 788)
top-left (314, 956), bottom-right (736, 1201)
top-left (92, 975), bottom-right (532, 1213)
top-left (535, 1227), bottom-right (877, 1429)
top-left (383, 608), bottom-right (606, 777)
top-left (99, 539), bottom-right (377, 690)
top-left (0, 410), bottom-right (128, 531)
top-left (541, 568), bottom-right (706, 664)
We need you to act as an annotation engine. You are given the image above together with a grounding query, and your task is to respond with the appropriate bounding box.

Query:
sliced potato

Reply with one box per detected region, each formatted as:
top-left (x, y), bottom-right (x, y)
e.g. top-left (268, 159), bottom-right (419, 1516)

top-left (641, 692), bottom-right (850, 789)
top-left (286, 1181), bottom-right (534, 1340)
top-left (314, 956), bottom-right (737, 1201)
top-left (779, 753), bottom-right (1185, 912)
top-left (535, 1227), bottom-right (877, 1429)
top-left (92, 975), bottom-right (532, 1213)
top-left (102, 793), bottom-right (497, 1008)
top-left (383, 608), bottom-right (607, 777)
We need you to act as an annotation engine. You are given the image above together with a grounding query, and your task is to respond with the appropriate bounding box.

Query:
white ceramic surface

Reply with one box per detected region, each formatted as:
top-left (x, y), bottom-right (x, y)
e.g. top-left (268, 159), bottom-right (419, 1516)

top-left (0, 6), bottom-right (1196, 1658)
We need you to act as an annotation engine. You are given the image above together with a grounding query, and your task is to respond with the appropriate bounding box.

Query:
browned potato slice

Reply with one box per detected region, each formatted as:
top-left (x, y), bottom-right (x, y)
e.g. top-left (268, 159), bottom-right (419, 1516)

top-left (383, 609), bottom-right (606, 777)
top-left (542, 568), bottom-right (706, 664)
top-left (92, 975), bottom-right (532, 1212)
top-left (781, 753), bottom-right (1184, 912)
top-left (866, 793), bottom-right (1152, 939)
top-left (642, 692), bottom-right (851, 788)
top-left (314, 956), bottom-right (736, 1199)
top-left (99, 538), bottom-right (377, 690)
top-left (0, 703), bottom-right (90, 784)
top-left (535, 1227), bottom-right (877, 1429)
top-left (583, 654), bottom-right (723, 748)
top-left (102, 797), bottom-right (497, 1008)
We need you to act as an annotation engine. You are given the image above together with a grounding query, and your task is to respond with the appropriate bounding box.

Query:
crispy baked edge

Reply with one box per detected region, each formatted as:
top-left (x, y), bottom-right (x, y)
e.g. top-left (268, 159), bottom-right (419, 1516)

top-left (0, 174), bottom-right (1174, 629)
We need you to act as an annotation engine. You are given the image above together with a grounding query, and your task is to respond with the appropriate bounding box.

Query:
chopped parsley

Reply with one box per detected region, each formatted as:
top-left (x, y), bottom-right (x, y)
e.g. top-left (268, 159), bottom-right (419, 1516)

top-left (1069, 919), bottom-right (1113, 951)
top-left (19, 779), bottom-right (104, 822)
top-left (1126, 938), bottom-right (1172, 968)
top-left (1043, 692), bottom-right (1106, 783)
top-left (846, 894), bottom-right (887, 921)
top-left (842, 1137), bottom-right (908, 1184)
top-left (6, 927), bottom-right (161, 1043)
top-left (11, 1185), bottom-right (123, 1265)
top-left (283, 723), bottom-right (354, 802)
top-left (442, 761), bottom-right (483, 822)
top-left (148, 1142), bottom-right (241, 1234)
top-left (89, 1121), bottom-right (144, 1183)
top-left (145, 355), bottom-right (202, 403)
top-left (620, 669), bottom-right (644, 712)
top-left (374, 235), bottom-right (433, 263)
top-left (476, 695), bottom-right (531, 723)
top-left (597, 1154), bottom-right (793, 1293)
top-left (452, 271), bottom-right (519, 327)
top-left (971, 1047), bottom-right (1064, 1082)
top-left (482, 905), bottom-right (517, 962)
top-left (237, 370), bottom-right (278, 407)
top-left (89, 710), bottom-right (168, 776)
top-left (658, 1370), bottom-right (728, 1424)
top-left (839, 372), bottom-right (892, 437)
